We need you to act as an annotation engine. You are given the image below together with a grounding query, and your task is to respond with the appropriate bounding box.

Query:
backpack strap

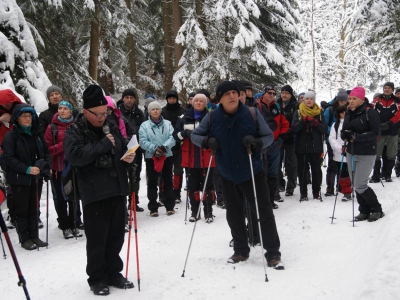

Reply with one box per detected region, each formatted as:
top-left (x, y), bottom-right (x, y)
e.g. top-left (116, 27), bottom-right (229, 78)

top-left (50, 123), bottom-right (58, 144)
top-left (248, 107), bottom-right (259, 131)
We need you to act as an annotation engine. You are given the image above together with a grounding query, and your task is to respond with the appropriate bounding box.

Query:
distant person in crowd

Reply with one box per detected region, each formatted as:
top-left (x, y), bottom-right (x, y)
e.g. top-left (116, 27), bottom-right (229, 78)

top-left (341, 86), bottom-right (384, 222)
top-left (117, 89), bottom-right (146, 211)
top-left (324, 89), bottom-right (348, 197)
top-left (370, 82), bottom-right (400, 182)
top-left (277, 85), bottom-right (298, 197)
top-left (174, 93), bottom-right (215, 222)
top-left (2, 104), bottom-right (51, 250)
top-left (161, 90), bottom-right (186, 203)
top-left (191, 81), bottom-right (283, 269)
top-left (292, 91), bottom-right (327, 201)
top-left (186, 92), bottom-right (196, 109)
top-left (242, 80), bottom-right (255, 107)
top-left (44, 100), bottom-right (83, 239)
top-left (0, 88), bottom-right (22, 229)
top-left (298, 92), bottom-right (305, 103)
top-left (139, 100), bottom-right (176, 216)
top-left (144, 94), bottom-right (156, 119)
top-left (328, 105), bottom-right (352, 201)
top-left (64, 85), bottom-right (136, 295)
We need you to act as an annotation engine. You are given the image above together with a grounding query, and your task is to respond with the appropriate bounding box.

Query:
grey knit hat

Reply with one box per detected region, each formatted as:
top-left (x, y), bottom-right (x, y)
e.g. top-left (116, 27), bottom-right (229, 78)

top-left (336, 89), bottom-right (348, 102)
top-left (46, 85), bottom-right (63, 99)
top-left (303, 90), bottom-right (316, 101)
top-left (148, 101), bottom-right (162, 112)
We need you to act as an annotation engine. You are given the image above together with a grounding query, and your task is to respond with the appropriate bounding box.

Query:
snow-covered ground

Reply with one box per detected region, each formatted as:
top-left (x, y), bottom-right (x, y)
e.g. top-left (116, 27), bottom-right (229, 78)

top-left (1, 166), bottom-right (399, 300)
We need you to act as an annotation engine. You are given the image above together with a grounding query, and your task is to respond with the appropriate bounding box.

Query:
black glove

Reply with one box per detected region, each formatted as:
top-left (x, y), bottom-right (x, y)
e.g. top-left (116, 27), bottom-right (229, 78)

top-left (380, 122), bottom-right (389, 131)
top-left (241, 135), bottom-right (263, 152)
top-left (201, 136), bottom-right (220, 150)
top-left (35, 159), bottom-right (48, 170)
top-left (184, 129), bottom-right (192, 138)
top-left (342, 130), bottom-right (355, 141)
top-left (267, 138), bottom-right (283, 155)
top-left (155, 146), bottom-right (167, 158)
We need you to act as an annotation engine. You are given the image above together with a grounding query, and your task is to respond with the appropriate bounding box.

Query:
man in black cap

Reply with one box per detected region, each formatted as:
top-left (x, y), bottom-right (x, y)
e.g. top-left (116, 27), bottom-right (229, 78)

top-left (241, 80), bottom-right (255, 107)
top-left (64, 85), bottom-right (136, 295)
top-left (191, 81), bottom-right (284, 269)
top-left (117, 89), bottom-right (145, 211)
top-left (370, 82), bottom-right (400, 182)
top-left (161, 90), bottom-right (186, 203)
top-left (277, 85), bottom-right (298, 196)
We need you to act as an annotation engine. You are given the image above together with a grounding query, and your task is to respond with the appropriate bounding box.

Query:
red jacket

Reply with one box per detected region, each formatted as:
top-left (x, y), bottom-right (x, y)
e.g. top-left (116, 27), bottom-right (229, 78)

top-left (44, 113), bottom-right (75, 171)
top-left (0, 89), bottom-right (22, 149)
top-left (259, 100), bottom-right (289, 141)
top-left (372, 94), bottom-right (400, 135)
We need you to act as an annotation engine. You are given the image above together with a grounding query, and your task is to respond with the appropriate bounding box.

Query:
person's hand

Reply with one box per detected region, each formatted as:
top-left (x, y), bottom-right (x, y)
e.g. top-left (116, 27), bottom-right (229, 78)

top-left (308, 118), bottom-right (318, 127)
top-left (342, 130), bottom-right (355, 141)
top-left (267, 138), bottom-right (283, 155)
top-left (155, 146), bottom-right (167, 158)
top-left (201, 136), bottom-right (220, 150)
top-left (30, 166), bottom-right (40, 176)
top-left (380, 122), bottom-right (389, 131)
top-left (341, 144), bottom-right (347, 156)
top-left (122, 153), bottom-right (135, 163)
top-left (184, 129), bottom-right (192, 138)
top-left (242, 135), bottom-right (263, 152)
top-left (0, 113), bottom-right (11, 123)
top-left (105, 133), bottom-right (115, 146)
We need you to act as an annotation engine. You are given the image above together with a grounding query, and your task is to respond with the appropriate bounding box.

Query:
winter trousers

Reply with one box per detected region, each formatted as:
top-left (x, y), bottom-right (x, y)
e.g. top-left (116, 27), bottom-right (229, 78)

top-left (278, 144), bottom-right (297, 193)
top-left (297, 153), bottom-right (322, 196)
top-left (11, 181), bottom-right (43, 243)
top-left (172, 149), bottom-right (184, 200)
top-left (374, 135), bottom-right (397, 178)
top-left (220, 172), bottom-right (281, 260)
top-left (212, 167), bottom-right (224, 205)
top-left (146, 156), bottom-right (175, 212)
top-left (84, 196), bottom-right (125, 287)
top-left (347, 153), bottom-right (375, 194)
top-left (188, 167), bottom-right (214, 217)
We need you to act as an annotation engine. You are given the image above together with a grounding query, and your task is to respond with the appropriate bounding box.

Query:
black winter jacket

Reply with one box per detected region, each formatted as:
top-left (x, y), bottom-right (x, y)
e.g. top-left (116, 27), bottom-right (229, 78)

top-left (341, 103), bottom-right (380, 156)
top-left (277, 96), bottom-right (298, 145)
top-left (63, 114), bottom-right (130, 206)
top-left (3, 104), bottom-right (51, 185)
top-left (162, 102), bottom-right (186, 151)
top-left (292, 111), bottom-right (327, 154)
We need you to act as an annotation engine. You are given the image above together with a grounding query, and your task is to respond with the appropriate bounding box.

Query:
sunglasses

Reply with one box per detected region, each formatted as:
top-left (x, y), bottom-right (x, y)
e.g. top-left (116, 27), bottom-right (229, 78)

top-left (266, 91), bottom-right (276, 95)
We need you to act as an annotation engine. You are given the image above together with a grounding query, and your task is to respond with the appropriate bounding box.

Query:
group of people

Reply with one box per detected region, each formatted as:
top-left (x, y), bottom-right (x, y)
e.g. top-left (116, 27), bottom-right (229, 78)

top-left (0, 79), bottom-right (396, 296)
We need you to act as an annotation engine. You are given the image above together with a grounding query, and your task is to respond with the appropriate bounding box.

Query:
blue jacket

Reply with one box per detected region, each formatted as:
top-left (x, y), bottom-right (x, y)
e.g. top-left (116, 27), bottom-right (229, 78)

top-left (191, 102), bottom-right (273, 184)
top-left (324, 99), bottom-right (336, 142)
top-left (138, 116), bottom-right (176, 159)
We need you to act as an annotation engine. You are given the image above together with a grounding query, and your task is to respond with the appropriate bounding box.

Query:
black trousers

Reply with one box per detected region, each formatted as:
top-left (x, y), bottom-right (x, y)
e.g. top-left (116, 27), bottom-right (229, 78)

top-left (11, 180), bottom-right (43, 243)
top-left (220, 172), bottom-right (281, 259)
top-left (84, 196), bottom-right (126, 286)
top-left (146, 156), bottom-right (174, 212)
top-left (297, 153), bottom-right (322, 196)
top-left (187, 167), bottom-right (214, 216)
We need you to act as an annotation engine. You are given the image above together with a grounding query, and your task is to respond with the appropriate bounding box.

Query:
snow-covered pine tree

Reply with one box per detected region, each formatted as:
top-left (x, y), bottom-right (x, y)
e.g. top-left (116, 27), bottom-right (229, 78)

top-left (0, 0), bottom-right (49, 111)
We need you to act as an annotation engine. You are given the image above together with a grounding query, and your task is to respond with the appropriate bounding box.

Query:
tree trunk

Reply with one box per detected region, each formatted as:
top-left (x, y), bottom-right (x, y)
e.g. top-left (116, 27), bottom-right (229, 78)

top-left (196, 0), bottom-right (206, 61)
top-left (310, 0), bottom-right (316, 91)
top-left (162, 0), bottom-right (174, 91)
top-left (125, 0), bottom-right (137, 86)
top-left (338, 0), bottom-right (347, 88)
top-left (171, 0), bottom-right (185, 101)
top-left (88, 1), bottom-right (101, 81)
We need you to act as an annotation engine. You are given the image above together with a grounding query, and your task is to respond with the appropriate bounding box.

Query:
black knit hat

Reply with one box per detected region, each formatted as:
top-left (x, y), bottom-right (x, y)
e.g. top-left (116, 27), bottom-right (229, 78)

top-left (197, 89), bottom-right (210, 99)
top-left (188, 92), bottom-right (196, 98)
top-left (383, 82), bottom-right (395, 91)
top-left (281, 85), bottom-right (293, 95)
top-left (122, 89), bottom-right (137, 99)
top-left (241, 80), bottom-right (253, 90)
top-left (215, 81), bottom-right (240, 101)
top-left (336, 89), bottom-right (348, 101)
top-left (232, 80), bottom-right (246, 92)
top-left (82, 85), bottom-right (108, 109)
top-left (396, 89), bottom-right (400, 94)
top-left (166, 90), bottom-right (178, 100)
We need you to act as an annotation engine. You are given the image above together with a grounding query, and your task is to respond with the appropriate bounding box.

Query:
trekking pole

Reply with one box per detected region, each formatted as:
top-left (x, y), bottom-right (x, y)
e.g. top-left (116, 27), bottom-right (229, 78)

top-left (330, 148), bottom-right (345, 224)
top-left (45, 178), bottom-right (49, 248)
top-left (184, 170), bottom-right (189, 224)
top-left (323, 149), bottom-right (328, 167)
top-left (0, 232), bottom-right (6, 259)
top-left (181, 152), bottom-right (214, 278)
top-left (245, 199), bottom-right (255, 247)
top-left (247, 147), bottom-right (269, 282)
top-left (0, 213), bottom-right (31, 299)
top-left (350, 141), bottom-right (355, 227)
top-left (35, 178), bottom-right (40, 251)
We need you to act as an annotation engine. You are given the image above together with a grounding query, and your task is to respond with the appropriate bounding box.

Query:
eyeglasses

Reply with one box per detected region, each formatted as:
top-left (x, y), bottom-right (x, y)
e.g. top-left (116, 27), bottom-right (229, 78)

top-left (19, 114), bottom-right (32, 119)
top-left (266, 92), bottom-right (276, 95)
top-left (87, 109), bottom-right (107, 118)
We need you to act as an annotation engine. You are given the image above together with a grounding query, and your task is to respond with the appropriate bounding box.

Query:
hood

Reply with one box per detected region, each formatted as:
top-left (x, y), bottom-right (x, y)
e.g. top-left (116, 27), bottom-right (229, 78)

top-left (11, 103), bottom-right (38, 125)
top-left (0, 89), bottom-right (23, 107)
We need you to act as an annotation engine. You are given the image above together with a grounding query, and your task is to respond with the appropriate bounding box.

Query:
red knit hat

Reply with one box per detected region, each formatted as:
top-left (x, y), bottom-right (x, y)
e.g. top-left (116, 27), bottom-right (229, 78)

top-left (349, 86), bottom-right (365, 100)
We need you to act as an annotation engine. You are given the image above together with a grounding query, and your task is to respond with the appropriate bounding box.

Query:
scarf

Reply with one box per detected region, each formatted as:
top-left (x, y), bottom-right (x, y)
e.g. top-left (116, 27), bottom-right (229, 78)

top-left (298, 102), bottom-right (321, 118)
top-left (57, 115), bottom-right (73, 123)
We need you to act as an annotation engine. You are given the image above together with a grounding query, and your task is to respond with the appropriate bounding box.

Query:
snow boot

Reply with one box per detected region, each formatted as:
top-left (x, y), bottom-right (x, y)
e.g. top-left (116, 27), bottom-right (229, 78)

top-left (368, 211), bottom-right (385, 222)
top-left (227, 253), bottom-right (249, 264)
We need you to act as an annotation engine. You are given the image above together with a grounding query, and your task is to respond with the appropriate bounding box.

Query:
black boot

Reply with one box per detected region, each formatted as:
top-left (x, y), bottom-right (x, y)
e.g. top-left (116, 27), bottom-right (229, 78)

top-left (383, 159), bottom-right (395, 182)
top-left (15, 217), bottom-right (30, 244)
top-left (360, 187), bottom-right (382, 213)
top-left (369, 160), bottom-right (381, 182)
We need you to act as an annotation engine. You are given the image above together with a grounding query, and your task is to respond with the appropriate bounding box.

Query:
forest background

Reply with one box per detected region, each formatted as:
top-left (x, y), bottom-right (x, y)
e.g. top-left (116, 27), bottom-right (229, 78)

top-left (1, 0), bottom-right (399, 109)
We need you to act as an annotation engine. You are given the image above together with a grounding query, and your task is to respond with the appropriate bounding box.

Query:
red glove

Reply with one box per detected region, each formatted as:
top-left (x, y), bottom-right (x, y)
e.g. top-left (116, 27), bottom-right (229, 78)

top-left (309, 118), bottom-right (318, 127)
top-left (302, 116), bottom-right (308, 122)
top-left (152, 155), bottom-right (166, 172)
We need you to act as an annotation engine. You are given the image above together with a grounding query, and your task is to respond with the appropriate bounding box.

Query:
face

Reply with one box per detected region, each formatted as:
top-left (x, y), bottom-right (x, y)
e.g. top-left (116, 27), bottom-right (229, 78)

top-left (219, 90), bottom-right (239, 113)
top-left (262, 90), bottom-right (276, 104)
top-left (383, 86), bottom-right (393, 96)
top-left (280, 91), bottom-right (291, 101)
top-left (150, 108), bottom-right (161, 120)
top-left (193, 98), bottom-right (206, 111)
top-left (246, 88), bottom-right (253, 98)
top-left (340, 111), bottom-right (346, 119)
top-left (123, 95), bottom-right (136, 109)
top-left (17, 112), bottom-right (33, 127)
top-left (49, 91), bottom-right (62, 105)
top-left (304, 97), bottom-right (315, 108)
top-left (167, 97), bottom-right (178, 104)
top-left (83, 105), bottom-right (107, 127)
top-left (298, 95), bottom-right (304, 103)
top-left (188, 97), bottom-right (194, 105)
top-left (396, 91), bottom-right (400, 99)
top-left (239, 91), bottom-right (246, 104)
top-left (347, 96), bottom-right (364, 111)
top-left (58, 105), bottom-right (72, 119)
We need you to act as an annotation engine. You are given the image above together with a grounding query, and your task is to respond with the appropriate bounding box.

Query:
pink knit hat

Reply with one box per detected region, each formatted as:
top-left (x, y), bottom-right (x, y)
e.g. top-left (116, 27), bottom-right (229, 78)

top-left (105, 96), bottom-right (115, 108)
top-left (349, 87), bottom-right (365, 100)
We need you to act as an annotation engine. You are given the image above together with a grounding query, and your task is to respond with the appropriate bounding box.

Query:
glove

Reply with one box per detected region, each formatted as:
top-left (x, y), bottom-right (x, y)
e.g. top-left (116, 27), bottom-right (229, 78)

top-left (341, 144), bottom-right (347, 156)
top-left (241, 135), bottom-right (263, 153)
top-left (267, 138), bottom-right (283, 155)
top-left (380, 122), bottom-right (389, 131)
top-left (152, 155), bottom-right (166, 172)
top-left (201, 136), bottom-right (220, 150)
top-left (308, 118), bottom-right (319, 127)
top-left (302, 116), bottom-right (313, 122)
top-left (35, 159), bottom-right (48, 170)
top-left (155, 146), bottom-right (167, 158)
top-left (342, 130), bottom-right (355, 141)
top-left (184, 129), bottom-right (192, 138)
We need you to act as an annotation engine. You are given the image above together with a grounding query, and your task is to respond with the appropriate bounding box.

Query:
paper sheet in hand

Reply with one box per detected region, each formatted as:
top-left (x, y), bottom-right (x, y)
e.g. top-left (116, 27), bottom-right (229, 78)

top-left (121, 136), bottom-right (140, 160)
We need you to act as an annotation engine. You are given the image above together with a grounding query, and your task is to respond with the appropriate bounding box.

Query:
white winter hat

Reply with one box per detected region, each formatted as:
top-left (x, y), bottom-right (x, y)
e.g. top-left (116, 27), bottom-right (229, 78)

top-left (148, 101), bottom-right (162, 112)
